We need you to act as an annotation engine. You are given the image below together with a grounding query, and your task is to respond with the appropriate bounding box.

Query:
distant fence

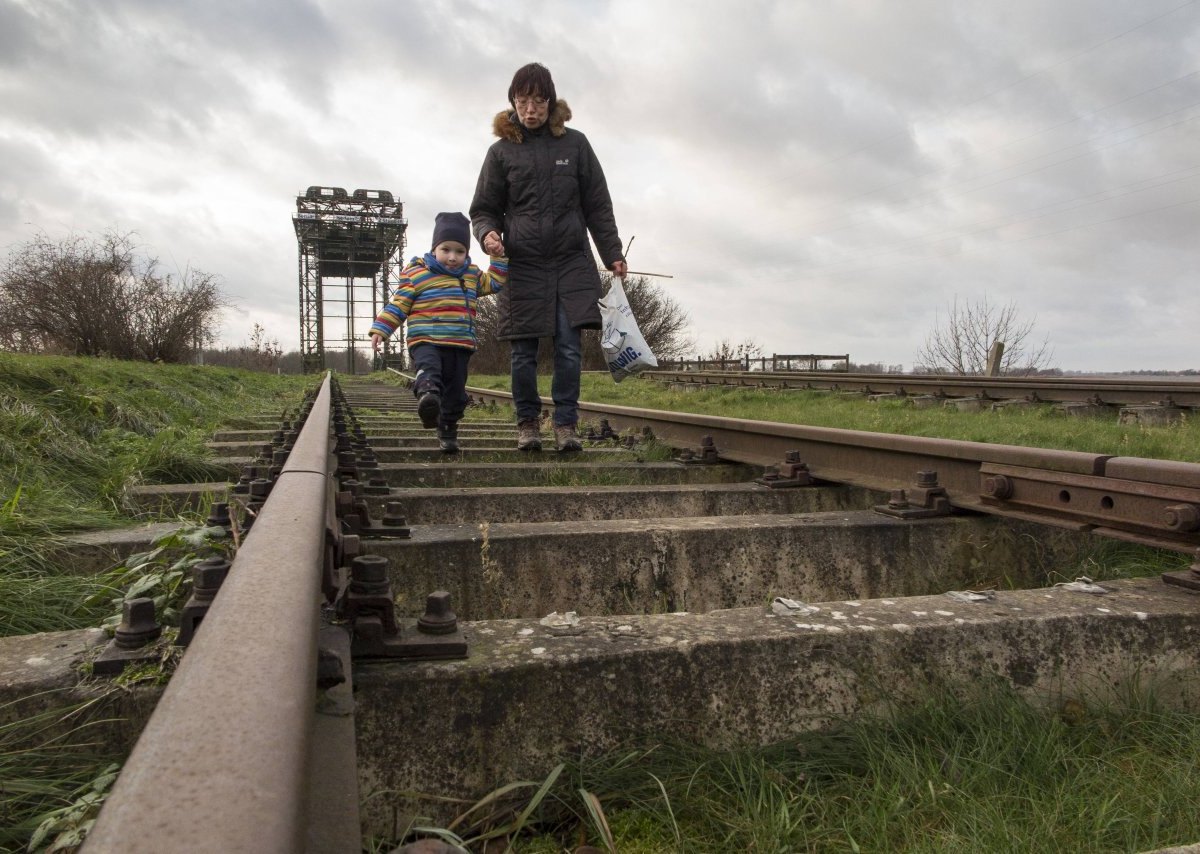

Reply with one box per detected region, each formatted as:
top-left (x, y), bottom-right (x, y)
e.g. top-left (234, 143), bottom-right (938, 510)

top-left (658, 354), bottom-right (851, 372)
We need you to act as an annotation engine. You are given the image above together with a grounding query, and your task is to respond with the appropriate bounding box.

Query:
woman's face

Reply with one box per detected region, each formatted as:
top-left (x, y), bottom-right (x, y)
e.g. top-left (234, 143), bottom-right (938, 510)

top-left (513, 93), bottom-right (549, 129)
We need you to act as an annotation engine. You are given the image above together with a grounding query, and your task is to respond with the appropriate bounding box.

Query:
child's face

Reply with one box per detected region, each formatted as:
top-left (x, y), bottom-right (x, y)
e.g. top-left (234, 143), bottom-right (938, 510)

top-left (433, 240), bottom-right (467, 270)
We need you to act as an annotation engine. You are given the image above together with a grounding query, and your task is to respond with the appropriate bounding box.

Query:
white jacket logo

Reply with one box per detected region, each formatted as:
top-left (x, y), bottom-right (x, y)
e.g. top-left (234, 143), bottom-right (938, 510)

top-left (556, 159), bottom-right (570, 166)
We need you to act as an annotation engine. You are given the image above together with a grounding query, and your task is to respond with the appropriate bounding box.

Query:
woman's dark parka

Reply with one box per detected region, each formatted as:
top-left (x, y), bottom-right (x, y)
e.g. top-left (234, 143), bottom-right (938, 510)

top-left (470, 100), bottom-right (623, 340)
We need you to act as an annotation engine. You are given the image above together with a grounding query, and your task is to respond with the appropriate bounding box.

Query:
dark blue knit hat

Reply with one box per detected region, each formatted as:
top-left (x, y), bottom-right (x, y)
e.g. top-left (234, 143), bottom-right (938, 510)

top-left (431, 212), bottom-right (470, 251)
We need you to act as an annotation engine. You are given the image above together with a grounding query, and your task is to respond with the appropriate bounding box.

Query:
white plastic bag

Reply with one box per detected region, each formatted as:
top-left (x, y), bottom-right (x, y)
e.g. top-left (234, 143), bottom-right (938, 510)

top-left (598, 276), bottom-right (658, 382)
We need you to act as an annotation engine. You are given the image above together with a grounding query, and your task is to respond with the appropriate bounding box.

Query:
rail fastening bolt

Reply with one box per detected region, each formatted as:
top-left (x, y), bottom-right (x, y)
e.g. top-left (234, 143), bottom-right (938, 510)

top-left (382, 502), bottom-right (407, 528)
top-left (114, 598), bottom-right (162, 650)
top-left (1163, 504), bottom-right (1200, 532)
top-left (205, 502), bottom-right (232, 529)
top-left (916, 470), bottom-right (939, 489)
top-left (417, 591), bottom-right (458, 635)
top-left (349, 554), bottom-right (390, 595)
top-left (192, 557), bottom-right (232, 602)
top-left (983, 474), bottom-right (1014, 500)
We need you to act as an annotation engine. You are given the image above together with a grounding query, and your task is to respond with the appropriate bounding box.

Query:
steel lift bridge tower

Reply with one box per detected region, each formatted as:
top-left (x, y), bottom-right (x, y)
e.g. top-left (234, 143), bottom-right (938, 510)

top-left (292, 186), bottom-right (408, 374)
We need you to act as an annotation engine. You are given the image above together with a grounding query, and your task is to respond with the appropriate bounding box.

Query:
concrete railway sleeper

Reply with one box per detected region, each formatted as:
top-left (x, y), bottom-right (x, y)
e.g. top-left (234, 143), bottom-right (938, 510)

top-left (2, 374), bottom-right (1199, 850)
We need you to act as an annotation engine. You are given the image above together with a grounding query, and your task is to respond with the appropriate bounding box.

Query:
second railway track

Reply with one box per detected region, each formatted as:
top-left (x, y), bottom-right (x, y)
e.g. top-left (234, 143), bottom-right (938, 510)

top-left (641, 367), bottom-right (1200, 413)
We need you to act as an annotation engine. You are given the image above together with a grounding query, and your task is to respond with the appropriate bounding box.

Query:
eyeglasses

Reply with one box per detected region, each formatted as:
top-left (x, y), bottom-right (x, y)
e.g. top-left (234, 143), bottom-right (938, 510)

top-left (514, 96), bottom-right (548, 109)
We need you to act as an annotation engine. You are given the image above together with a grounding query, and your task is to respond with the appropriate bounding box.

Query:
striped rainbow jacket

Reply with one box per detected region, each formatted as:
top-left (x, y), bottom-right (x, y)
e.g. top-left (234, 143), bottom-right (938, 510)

top-left (369, 256), bottom-right (507, 351)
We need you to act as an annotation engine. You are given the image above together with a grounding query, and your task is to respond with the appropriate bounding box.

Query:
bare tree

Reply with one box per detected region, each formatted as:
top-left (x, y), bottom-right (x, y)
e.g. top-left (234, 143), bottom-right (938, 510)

top-left (699, 337), bottom-right (764, 370)
top-left (914, 295), bottom-right (1053, 376)
top-left (203, 323), bottom-right (284, 372)
top-left (583, 274), bottom-right (692, 370)
top-left (0, 230), bottom-right (226, 362)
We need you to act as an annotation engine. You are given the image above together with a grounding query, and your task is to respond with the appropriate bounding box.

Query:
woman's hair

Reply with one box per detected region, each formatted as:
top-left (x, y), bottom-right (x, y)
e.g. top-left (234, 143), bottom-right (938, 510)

top-left (508, 63), bottom-right (557, 110)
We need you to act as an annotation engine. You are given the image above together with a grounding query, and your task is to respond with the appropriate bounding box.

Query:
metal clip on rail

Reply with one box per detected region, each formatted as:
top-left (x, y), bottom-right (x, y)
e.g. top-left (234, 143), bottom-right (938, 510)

top-left (756, 451), bottom-right (815, 488)
top-left (1162, 548), bottom-right (1200, 592)
top-left (875, 470), bottom-right (953, 519)
top-left (92, 598), bottom-right (164, 675)
top-left (676, 435), bottom-right (721, 464)
top-left (337, 555), bottom-right (467, 659)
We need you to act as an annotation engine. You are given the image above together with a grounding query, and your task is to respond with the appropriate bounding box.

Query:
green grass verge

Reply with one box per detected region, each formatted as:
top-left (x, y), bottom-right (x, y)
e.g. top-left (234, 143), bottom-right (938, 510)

top-left (464, 373), bottom-right (1200, 462)
top-left (0, 353), bottom-right (312, 636)
top-left (385, 680), bottom-right (1200, 853)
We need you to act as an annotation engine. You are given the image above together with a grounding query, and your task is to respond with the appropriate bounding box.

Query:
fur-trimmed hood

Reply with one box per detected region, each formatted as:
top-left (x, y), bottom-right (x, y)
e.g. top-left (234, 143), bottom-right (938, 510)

top-left (491, 99), bottom-right (572, 142)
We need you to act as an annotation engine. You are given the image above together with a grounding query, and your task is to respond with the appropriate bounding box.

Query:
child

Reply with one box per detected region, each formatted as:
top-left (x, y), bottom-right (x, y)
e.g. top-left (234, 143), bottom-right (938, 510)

top-left (369, 211), bottom-right (507, 452)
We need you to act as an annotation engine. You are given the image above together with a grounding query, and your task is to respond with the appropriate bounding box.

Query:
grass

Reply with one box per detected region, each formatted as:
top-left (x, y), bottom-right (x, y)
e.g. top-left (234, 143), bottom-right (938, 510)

top-left (462, 373), bottom-right (1200, 462)
top-left (365, 372), bottom-right (1200, 852)
top-left (7, 361), bottom-right (1200, 853)
top-left (0, 354), bottom-right (310, 853)
top-left (0, 694), bottom-right (121, 854)
top-left (382, 679), bottom-right (1200, 853)
top-left (0, 353), bottom-right (311, 637)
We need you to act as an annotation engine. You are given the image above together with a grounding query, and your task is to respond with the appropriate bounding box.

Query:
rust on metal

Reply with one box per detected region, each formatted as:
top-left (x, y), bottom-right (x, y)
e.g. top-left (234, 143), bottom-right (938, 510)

top-left (755, 451), bottom-right (814, 489)
top-left (636, 369), bottom-right (1200, 409)
top-left (978, 461), bottom-right (1200, 550)
top-left (93, 598), bottom-right (164, 676)
top-left (875, 470), bottom-right (953, 519)
top-left (459, 378), bottom-right (1200, 554)
top-left (84, 375), bottom-right (335, 854)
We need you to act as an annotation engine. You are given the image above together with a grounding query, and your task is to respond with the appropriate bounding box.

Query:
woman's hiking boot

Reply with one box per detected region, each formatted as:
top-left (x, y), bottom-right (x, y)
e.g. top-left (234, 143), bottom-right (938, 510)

top-left (554, 423), bottom-right (582, 453)
top-left (417, 392), bottom-right (440, 429)
top-left (437, 423), bottom-right (459, 454)
top-left (516, 419), bottom-right (542, 452)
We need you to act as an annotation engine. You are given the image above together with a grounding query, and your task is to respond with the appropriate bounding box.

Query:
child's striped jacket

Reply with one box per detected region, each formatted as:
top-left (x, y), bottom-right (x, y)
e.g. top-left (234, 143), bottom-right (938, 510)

top-left (370, 256), bottom-right (508, 351)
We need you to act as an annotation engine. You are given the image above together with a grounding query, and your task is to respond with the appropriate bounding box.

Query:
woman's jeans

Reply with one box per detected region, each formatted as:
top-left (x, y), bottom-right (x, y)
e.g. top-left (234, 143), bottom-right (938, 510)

top-left (511, 301), bottom-right (581, 427)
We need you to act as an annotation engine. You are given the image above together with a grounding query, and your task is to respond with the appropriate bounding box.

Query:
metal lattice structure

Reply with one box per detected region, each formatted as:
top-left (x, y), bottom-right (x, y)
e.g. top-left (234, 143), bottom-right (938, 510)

top-left (293, 186), bottom-right (407, 374)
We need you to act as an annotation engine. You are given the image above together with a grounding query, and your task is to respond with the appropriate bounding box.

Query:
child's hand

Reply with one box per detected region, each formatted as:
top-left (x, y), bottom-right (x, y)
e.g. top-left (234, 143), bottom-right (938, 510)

top-left (370, 334), bottom-right (384, 353)
top-left (483, 231), bottom-right (505, 256)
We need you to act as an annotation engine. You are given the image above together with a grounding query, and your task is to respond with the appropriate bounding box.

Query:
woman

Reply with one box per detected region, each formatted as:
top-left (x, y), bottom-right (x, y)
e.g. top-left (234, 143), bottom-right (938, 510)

top-left (470, 62), bottom-right (628, 452)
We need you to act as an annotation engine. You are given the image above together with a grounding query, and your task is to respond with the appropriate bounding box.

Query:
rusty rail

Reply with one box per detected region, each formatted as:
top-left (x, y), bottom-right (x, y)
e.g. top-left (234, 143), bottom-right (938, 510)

top-left (460, 380), bottom-right (1200, 554)
top-left (84, 375), bottom-right (336, 854)
top-left (641, 369), bottom-right (1200, 408)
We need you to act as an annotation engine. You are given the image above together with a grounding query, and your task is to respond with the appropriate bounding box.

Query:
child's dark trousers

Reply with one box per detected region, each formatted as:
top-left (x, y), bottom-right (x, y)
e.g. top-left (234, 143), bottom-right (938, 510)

top-left (409, 343), bottom-right (471, 428)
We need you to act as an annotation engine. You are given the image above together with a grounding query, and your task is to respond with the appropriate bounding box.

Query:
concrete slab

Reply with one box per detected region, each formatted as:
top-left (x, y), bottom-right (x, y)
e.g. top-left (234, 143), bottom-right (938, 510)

top-left (353, 576), bottom-right (1200, 831)
top-left (47, 484), bottom-right (879, 570)
top-left (369, 461), bottom-right (762, 489)
top-left (58, 522), bottom-right (183, 574)
top-left (219, 446), bottom-right (647, 464)
top-left (1119, 406), bottom-right (1186, 426)
top-left (367, 482), bottom-right (880, 525)
top-left (124, 482), bottom-right (226, 514)
top-left (1056, 402), bottom-right (1111, 418)
top-left (364, 511), bottom-right (1093, 620)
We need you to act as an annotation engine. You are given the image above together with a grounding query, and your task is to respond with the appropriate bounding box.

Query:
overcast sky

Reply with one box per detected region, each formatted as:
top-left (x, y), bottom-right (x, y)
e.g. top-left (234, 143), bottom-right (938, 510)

top-left (2, 0), bottom-right (1198, 371)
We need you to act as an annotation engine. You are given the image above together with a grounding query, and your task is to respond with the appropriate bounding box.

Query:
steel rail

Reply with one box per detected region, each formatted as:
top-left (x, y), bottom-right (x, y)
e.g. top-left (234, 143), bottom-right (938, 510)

top-left (641, 369), bottom-right (1200, 408)
top-left (85, 375), bottom-right (334, 854)
top-left (461, 381), bottom-right (1200, 554)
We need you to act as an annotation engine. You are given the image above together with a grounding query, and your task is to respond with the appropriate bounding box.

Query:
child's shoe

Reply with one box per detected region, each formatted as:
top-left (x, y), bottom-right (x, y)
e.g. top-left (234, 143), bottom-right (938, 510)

top-left (437, 423), bottom-right (459, 454)
top-left (417, 392), bottom-right (440, 429)
top-left (554, 423), bottom-right (582, 453)
top-left (516, 419), bottom-right (542, 452)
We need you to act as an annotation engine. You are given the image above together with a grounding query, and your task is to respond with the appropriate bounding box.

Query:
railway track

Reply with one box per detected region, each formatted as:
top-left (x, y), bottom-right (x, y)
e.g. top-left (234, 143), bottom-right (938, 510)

top-left (641, 368), bottom-right (1200, 412)
top-left (5, 371), bottom-right (1197, 851)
